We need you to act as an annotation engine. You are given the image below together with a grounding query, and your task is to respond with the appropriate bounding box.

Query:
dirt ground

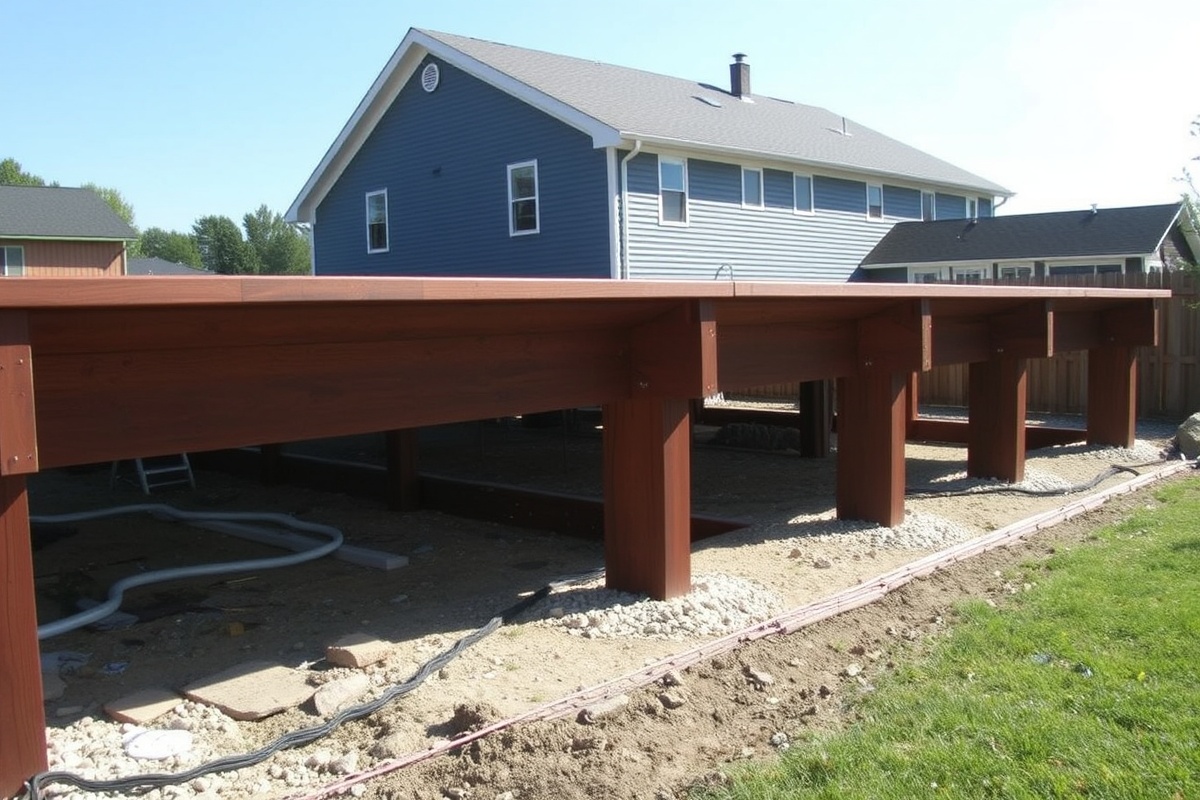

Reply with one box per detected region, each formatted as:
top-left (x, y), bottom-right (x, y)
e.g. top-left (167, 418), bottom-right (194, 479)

top-left (27, 412), bottom-right (1189, 799)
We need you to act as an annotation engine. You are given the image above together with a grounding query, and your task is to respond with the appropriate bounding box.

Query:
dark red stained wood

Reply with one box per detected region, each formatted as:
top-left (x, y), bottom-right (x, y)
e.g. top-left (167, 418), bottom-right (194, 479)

top-left (836, 370), bottom-right (906, 527)
top-left (990, 301), bottom-right (1053, 359)
top-left (385, 429), bottom-right (420, 511)
top-left (857, 300), bottom-right (931, 373)
top-left (0, 475), bottom-right (47, 797)
top-left (0, 312), bottom-right (39, 477)
top-left (716, 322), bottom-right (857, 390)
top-left (603, 398), bottom-right (692, 600)
top-left (968, 357), bottom-right (1029, 483)
top-left (798, 379), bottom-right (831, 458)
top-left (907, 419), bottom-right (1084, 450)
top-left (1102, 301), bottom-right (1159, 348)
top-left (32, 328), bottom-right (630, 468)
top-left (932, 318), bottom-right (991, 366)
top-left (1087, 347), bottom-right (1138, 448)
top-left (629, 301), bottom-right (718, 398)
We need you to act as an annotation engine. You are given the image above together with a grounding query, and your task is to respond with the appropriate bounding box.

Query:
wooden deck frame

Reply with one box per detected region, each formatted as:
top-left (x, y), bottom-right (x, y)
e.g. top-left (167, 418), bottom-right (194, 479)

top-left (968, 357), bottom-right (1029, 483)
top-left (0, 277), bottom-right (1164, 797)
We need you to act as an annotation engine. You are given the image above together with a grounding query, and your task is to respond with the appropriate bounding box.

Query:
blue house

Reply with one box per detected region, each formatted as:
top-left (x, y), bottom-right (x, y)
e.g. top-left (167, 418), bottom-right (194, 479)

top-left (287, 29), bottom-right (1010, 282)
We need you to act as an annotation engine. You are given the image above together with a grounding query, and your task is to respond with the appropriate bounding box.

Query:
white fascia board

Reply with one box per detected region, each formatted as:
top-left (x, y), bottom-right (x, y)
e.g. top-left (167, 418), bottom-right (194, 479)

top-left (287, 29), bottom-right (622, 224)
top-left (420, 34), bottom-right (621, 149)
top-left (616, 134), bottom-right (1013, 199)
top-left (286, 29), bottom-right (428, 224)
top-left (863, 253), bottom-right (1144, 271)
top-left (1147, 204), bottom-right (1183, 255)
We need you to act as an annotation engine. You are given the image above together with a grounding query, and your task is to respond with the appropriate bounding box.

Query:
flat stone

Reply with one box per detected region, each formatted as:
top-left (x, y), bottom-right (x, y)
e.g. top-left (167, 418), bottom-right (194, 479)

top-left (42, 671), bottom-right (66, 702)
top-left (105, 688), bottom-right (183, 724)
top-left (183, 661), bottom-right (314, 721)
top-left (312, 674), bottom-right (370, 716)
top-left (577, 694), bottom-right (629, 724)
top-left (326, 633), bottom-right (392, 669)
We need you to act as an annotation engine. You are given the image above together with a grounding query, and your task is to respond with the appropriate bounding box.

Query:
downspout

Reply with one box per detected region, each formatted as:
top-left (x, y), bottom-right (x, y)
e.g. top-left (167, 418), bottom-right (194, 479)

top-left (993, 195), bottom-right (1009, 213)
top-left (619, 139), bottom-right (643, 280)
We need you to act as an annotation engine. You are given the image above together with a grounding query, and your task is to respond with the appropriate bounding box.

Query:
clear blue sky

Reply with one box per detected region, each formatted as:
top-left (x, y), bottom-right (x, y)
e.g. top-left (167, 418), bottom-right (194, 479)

top-left (5, 0), bottom-right (1196, 233)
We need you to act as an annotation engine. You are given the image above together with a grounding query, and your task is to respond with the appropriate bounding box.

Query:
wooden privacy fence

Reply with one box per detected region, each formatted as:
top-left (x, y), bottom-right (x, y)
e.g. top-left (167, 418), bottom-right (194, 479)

top-left (737, 272), bottom-right (1199, 419)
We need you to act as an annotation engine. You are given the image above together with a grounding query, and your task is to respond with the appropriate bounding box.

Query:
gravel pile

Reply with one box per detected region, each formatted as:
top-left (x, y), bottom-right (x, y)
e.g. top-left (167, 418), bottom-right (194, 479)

top-left (541, 573), bottom-right (784, 641)
top-left (781, 510), bottom-right (980, 551)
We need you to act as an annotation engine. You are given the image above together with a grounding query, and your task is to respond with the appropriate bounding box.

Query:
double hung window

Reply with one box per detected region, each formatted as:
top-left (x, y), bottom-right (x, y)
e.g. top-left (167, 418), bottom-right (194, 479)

top-left (365, 190), bottom-right (388, 253)
top-left (508, 161), bottom-right (540, 235)
top-left (659, 157), bottom-right (687, 224)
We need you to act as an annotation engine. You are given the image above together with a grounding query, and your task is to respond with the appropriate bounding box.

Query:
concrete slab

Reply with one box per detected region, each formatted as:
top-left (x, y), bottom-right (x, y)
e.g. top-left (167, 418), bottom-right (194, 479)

top-left (182, 661), bottom-right (314, 721)
top-left (326, 633), bottom-right (392, 669)
top-left (105, 688), bottom-right (183, 724)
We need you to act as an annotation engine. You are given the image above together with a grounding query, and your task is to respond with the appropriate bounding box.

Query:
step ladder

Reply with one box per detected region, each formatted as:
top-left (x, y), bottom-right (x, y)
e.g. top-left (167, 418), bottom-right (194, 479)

top-left (110, 454), bottom-right (196, 494)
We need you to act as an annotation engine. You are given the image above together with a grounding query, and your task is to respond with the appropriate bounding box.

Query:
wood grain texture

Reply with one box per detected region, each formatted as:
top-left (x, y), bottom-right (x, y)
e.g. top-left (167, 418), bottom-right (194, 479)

top-left (0, 475), bottom-right (47, 798)
top-left (603, 398), bottom-right (692, 600)
top-left (968, 357), bottom-right (1029, 483)
top-left (836, 370), bottom-right (906, 527)
top-left (0, 313), bottom-right (38, 476)
top-left (1087, 347), bottom-right (1138, 448)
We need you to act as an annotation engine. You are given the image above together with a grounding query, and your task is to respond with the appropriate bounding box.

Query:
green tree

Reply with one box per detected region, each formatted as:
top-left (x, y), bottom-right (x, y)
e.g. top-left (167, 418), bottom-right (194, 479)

top-left (193, 215), bottom-right (260, 275)
top-left (1181, 115), bottom-right (1199, 275)
top-left (0, 158), bottom-right (49, 186)
top-left (242, 204), bottom-right (310, 275)
top-left (81, 182), bottom-right (136, 228)
top-left (139, 227), bottom-right (203, 268)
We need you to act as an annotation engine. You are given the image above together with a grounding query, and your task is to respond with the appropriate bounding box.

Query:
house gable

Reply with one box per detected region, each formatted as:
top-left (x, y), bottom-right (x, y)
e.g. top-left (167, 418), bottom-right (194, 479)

top-left (313, 56), bottom-right (611, 279)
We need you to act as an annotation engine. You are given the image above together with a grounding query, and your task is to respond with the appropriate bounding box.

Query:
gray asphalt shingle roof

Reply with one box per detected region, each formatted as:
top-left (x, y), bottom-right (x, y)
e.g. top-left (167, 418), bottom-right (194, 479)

top-left (420, 30), bottom-right (1009, 196)
top-left (126, 257), bottom-right (212, 276)
top-left (0, 185), bottom-right (138, 240)
top-left (861, 203), bottom-right (1184, 267)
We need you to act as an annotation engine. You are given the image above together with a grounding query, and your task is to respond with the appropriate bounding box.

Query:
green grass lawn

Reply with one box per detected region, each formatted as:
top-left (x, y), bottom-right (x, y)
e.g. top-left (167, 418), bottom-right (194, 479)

top-left (698, 476), bottom-right (1200, 800)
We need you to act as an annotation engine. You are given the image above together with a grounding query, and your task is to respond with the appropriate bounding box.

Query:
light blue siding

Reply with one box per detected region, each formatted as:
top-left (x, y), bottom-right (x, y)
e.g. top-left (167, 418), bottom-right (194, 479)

top-left (883, 186), bottom-right (921, 219)
top-left (763, 169), bottom-right (794, 209)
top-left (688, 159), bottom-right (741, 204)
top-left (814, 176), bottom-right (867, 214)
top-left (314, 57), bottom-right (611, 278)
top-left (935, 193), bottom-right (967, 220)
top-left (623, 153), bottom-right (899, 282)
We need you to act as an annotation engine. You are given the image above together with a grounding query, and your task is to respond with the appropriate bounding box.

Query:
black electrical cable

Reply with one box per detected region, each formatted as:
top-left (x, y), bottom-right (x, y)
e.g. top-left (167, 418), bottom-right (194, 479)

top-left (26, 582), bottom-right (562, 798)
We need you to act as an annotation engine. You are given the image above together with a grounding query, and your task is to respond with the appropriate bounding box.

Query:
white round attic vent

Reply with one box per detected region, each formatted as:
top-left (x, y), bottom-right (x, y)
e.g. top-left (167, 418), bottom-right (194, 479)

top-left (421, 63), bottom-right (440, 93)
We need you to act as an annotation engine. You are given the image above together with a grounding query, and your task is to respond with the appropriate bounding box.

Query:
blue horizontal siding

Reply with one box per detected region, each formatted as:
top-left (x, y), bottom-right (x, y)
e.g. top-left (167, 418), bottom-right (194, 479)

top-left (883, 186), bottom-right (920, 219)
top-left (936, 193), bottom-right (967, 220)
top-left (688, 159), bottom-right (741, 204)
top-left (314, 57), bottom-right (610, 278)
top-left (814, 176), bottom-right (867, 214)
top-left (764, 169), bottom-right (794, 209)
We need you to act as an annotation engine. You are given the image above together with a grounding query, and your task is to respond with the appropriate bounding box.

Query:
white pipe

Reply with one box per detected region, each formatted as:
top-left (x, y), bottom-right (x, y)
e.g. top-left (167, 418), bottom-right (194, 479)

top-left (33, 504), bottom-right (343, 640)
top-left (618, 139), bottom-right (643, 280)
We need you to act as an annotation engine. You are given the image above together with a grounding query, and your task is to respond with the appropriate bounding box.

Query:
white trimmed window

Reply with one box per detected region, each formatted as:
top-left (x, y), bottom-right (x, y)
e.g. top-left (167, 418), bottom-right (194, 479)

top-left (921, 192), bottom-right (935, 221)
top-left (868, 184), bottom-right (883, 219)
top-left (911, 268), bottom-right (943, 283)
top-left (793, 174), bottom-right (813, 213)
top-left (508, 160), bottom-right (540, 235)
top-left (999, 265), bottom-right (1032, 281)
top-left (658, 156), bottom-right (687, 224)
top-left (365, 190), bottom-right (388, 253)
top-left (967, 197), bottom-right (978, 219)
top-left (953, 266), bottom-right (986, 284)
top-left (1, 246), bottom-right (25, 276)
top-left (742, 168), bottom-right (763, 208)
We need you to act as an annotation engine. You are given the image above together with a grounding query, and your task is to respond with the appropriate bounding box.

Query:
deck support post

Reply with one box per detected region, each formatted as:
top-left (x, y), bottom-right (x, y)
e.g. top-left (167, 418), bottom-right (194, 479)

top-left (385, 429), bottom-right (420, 511)
top-left (602, 397), bottom-right (692, 600)
top-left (968, 356), bottom-right (1028, 483)
top-left (836, 370), bottom-right (906, 527)
top-left (905, 372), bottom-right (920, 434)
top-left (798, 379), bottom-right (831, 458)
top-left (0, 475), bottom-right (45, 797)
top-left (1087, 346), bottom-right (1137, 448)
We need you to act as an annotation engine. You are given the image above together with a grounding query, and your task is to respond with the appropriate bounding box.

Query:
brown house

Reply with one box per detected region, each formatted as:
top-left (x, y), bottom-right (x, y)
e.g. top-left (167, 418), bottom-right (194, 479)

top-left (0, 185), bottom-right (137, 277)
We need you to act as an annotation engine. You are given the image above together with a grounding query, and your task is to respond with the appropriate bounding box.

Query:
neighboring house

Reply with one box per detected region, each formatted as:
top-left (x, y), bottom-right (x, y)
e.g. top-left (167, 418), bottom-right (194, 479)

top-left (0, 185), bottom-right (137, 277)
top-left (287, 29), bottom-right (1009, 282)
top-left (126, 257), bottom-right (213, 276)
top-left (860, 202), bottom-right (1199, 283)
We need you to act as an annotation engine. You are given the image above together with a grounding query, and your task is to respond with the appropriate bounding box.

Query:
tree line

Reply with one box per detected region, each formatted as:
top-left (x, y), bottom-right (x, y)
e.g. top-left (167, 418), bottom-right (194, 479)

top-left (1, 157), bottom-right (309, 275)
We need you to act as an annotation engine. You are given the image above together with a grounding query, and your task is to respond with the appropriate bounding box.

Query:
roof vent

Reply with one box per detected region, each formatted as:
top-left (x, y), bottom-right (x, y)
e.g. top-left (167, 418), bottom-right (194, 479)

top-left (1090, 204), bottom-right (1098, 215)
top-left (421, 63), bottom-right (440, 93)
top-left (730, 53), bottom-right (750, 99)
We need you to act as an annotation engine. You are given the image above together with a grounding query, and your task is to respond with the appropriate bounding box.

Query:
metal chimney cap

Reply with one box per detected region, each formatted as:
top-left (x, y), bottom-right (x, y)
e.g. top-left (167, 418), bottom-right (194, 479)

top-left (731, 53), bottom-right (748, 62)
